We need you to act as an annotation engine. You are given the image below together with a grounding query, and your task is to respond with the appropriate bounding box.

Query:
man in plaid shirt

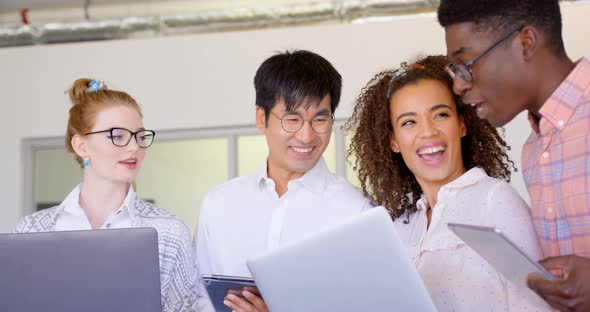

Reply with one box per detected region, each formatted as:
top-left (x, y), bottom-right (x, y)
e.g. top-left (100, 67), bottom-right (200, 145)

top-left (437, 0), bottom-right (590, 310)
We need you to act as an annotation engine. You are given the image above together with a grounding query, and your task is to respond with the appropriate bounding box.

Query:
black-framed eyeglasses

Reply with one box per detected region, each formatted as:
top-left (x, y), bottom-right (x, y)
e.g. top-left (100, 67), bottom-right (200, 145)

top-left (446, 25), bottom-right (525, 82)
top-left (84, 127), bottom-right (156, 148)
top-left (269, 111), bottom-right (334, 134)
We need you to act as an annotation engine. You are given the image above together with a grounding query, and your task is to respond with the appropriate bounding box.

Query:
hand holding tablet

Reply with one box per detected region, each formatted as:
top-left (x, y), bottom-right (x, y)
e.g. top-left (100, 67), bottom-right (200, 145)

top-left (202, 274), bottom-right (259, 312)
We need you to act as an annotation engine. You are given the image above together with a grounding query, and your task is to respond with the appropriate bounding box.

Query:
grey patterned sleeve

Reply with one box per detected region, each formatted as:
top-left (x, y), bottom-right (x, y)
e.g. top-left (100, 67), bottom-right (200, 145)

top-left (14, 217), bottom-right (27, 233)
top-left (159, 221), bottom-right (204, 312)
top-left (13, 208), bottom-right (57, 233)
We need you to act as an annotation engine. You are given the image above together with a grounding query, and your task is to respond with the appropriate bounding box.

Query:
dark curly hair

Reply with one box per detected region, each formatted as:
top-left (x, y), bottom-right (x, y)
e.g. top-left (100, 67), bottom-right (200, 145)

top-left (346, 55), bottom-right (515, 220)
top-left (437, 0), bottom-right (565, 56)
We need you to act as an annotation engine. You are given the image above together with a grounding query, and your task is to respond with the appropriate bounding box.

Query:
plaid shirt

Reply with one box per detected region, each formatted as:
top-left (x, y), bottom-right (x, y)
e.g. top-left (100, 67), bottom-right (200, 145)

top-left (522, 57), bottom-right (590, 257)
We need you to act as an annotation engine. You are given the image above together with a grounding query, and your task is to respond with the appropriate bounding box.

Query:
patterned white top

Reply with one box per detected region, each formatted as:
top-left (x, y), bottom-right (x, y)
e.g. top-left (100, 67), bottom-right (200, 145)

top-left (15, 185), bottom-right (209, 312)
top-left (393, 167), bottom-right (551, 311)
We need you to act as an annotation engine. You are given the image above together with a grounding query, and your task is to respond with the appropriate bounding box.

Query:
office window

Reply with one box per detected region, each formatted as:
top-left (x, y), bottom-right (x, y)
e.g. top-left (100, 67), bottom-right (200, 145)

top-left (34, 148), bottom-right (81, 210)
top-left (237, 134), bottom-right (268, 176)
top-left (136, 138), bottom-right (229, 232)
top-left (29, 138), bottom-right (229, 233)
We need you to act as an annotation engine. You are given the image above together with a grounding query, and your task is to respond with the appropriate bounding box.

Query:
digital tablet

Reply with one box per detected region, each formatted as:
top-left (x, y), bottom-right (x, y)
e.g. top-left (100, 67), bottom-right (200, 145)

top-left (247, 207), bottom-right (437, 312)
top-left (447, 223), bottom-right (556, 287)
top-left (202, 274), bottom-right (259, 312)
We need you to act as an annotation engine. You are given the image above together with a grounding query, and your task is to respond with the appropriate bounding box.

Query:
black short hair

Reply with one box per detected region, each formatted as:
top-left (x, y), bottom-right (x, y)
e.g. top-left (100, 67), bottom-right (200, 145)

top-left (254, 50), bottom-right (342, 124)
top-left (437, 0), bottom-right (565, 55)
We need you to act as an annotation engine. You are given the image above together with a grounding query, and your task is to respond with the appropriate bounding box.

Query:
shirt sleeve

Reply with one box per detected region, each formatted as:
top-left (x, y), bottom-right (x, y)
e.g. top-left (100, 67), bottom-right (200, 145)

top-left (194, 193), bottom-right (213, 276)
top-left (160, 221), bottom-right (205, 312)
top-left (14, 217), bottom-right (27, 233)
top-left (13, 209), bottom-right (55, 233)
top-left (485, 181), bottom-right (552, 311)
top-left (193, 193), bottom-right (217, 310)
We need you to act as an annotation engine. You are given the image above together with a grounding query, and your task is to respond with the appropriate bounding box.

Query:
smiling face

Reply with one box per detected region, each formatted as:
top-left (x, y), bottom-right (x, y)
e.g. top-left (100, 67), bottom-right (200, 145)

top-left (73, 104), bottom-right (147, 185)
top-left (389, 79), bottom-right (467, 189)
top-left (445, 22), bottom-right (531, 127)
top-left (257, 95), bottom-right (332, 181)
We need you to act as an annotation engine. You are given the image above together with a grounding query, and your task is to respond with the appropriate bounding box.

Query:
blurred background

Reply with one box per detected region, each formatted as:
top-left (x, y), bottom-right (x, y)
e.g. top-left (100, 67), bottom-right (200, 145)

top-left (1, 0), bottom-right (589, 232)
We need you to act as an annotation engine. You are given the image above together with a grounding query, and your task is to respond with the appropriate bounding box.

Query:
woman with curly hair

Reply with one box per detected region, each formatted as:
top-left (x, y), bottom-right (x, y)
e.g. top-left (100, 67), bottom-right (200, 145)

top-left (347, 55), bottom-right (550, 311)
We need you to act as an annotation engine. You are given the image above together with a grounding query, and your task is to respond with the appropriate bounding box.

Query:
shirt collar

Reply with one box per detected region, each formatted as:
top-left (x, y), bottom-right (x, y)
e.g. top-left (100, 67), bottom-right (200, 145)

top-left (535, 57), bottom-right (590, 134)
top-left (60, 184), bottom-right (138, 220)
top-left (415, 167), bottom-right (486, 211)
top-left (415, 194), bottom-right (429, 211)
top-left (255, 157), bottom-right (329, 194)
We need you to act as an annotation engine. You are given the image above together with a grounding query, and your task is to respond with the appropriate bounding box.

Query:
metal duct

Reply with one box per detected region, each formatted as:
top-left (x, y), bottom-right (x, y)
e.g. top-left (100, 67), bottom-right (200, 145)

top-left (0, 0), bottom-right (438, 48)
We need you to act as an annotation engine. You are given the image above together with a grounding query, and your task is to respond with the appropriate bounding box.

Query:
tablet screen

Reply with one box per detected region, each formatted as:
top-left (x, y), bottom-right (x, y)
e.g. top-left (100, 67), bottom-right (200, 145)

top-left (447, 223), bottom-right (555, 287)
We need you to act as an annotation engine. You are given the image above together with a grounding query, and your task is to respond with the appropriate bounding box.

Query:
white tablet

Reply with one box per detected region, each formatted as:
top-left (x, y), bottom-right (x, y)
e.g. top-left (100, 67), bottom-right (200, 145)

top-left (247, 207), bottom-right (437, 312)
top-left (447, 223), bottom-right (556, 287)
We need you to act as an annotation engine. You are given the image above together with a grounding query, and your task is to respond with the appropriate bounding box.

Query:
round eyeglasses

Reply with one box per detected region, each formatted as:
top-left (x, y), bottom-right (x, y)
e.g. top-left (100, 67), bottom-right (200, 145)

top-left (85, 127), bottom-right (156, 148)
top-left (270, 111), bottom-right (333, 134)
top-left (446, 25), bottom-right (525, 82)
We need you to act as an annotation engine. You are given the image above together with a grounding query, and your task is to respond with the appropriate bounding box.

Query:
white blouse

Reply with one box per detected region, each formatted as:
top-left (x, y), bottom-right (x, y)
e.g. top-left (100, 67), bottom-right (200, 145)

top-left (393, 167), bottom-right (551, 311)
top-left (54, 184), bottom-right (134, 231)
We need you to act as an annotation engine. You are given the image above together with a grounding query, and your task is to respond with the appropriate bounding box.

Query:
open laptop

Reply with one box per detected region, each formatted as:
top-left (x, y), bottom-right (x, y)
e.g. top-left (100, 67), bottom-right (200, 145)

top-left (0, 228), bottom-right (162, 312)
top-left (246, 207), bottom-right (437, 312)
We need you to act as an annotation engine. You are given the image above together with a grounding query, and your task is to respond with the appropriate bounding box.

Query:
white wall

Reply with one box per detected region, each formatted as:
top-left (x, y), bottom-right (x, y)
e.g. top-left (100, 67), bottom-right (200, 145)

top-left (1, 3), bottom-right (589, 232)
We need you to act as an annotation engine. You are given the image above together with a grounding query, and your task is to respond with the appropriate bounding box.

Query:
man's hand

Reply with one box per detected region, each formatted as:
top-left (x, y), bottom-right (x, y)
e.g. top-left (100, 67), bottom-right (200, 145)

top-left (527, 255), bottom-right (590, 311)
top-left (224, 290), bottom-right (269, 312)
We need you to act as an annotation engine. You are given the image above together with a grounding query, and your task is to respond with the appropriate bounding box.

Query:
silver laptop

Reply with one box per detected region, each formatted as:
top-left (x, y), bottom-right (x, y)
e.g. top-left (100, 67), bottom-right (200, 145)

top-left (246, 207), bottom-right (437, 312)
top-left (0, 228), bottom-right (162, 312)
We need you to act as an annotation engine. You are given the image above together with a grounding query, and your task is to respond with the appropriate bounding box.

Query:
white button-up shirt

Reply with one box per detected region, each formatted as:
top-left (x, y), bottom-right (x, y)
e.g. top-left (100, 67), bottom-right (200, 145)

top-left (55, 185), bottom-right (133, 231)
top-left (393, 167), bottom-right (550, 311)
top-left (195, 158), bottom-right (372, 277)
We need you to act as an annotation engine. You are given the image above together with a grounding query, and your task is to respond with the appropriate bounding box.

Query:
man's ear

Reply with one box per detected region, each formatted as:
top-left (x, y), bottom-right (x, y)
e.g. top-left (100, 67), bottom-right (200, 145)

top-left (256, 106), bottom-right (267, 132)
top-left (71, 134), bottom-right (89, 159)
top-left (519, 25), bottom-right (540, 61)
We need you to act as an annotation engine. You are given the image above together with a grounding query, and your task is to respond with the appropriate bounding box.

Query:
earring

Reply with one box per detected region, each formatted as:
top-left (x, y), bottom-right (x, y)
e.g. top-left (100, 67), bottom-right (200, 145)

top-left (83, 157), bottom-right (90, 166)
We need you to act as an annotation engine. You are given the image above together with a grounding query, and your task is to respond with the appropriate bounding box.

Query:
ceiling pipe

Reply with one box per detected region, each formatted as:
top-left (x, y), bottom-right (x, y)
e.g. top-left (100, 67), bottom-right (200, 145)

top-left (0, 0), bottom-right (439, 48)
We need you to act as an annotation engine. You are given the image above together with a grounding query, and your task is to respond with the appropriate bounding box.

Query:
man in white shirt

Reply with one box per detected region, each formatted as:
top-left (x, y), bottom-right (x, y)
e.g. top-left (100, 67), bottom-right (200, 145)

top-left (194, 50), bottom-right (372, 311)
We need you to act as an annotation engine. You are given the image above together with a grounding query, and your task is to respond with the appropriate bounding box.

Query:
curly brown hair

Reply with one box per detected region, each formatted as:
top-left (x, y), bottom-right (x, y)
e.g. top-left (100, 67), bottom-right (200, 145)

top-left (346, 55), bottom-right (515, 220)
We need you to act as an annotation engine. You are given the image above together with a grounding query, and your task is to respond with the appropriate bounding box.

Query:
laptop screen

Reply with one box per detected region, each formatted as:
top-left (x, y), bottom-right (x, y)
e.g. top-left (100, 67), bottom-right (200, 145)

top-left (0, 228), bottom-right (162, 312)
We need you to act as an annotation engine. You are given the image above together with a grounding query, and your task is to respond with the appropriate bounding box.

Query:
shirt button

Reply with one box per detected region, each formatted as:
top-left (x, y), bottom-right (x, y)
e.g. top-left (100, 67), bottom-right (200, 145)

top-left (557, 120), bottom-right (564, 127)
top-left (547, 208), bottom-right (553, 214)
top-left (542, 152), bottom-right (550, 159)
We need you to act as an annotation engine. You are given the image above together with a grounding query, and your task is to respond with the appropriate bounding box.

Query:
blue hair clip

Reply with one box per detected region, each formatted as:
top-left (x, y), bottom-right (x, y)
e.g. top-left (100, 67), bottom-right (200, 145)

top-left (87, 80), bottom-right (108, 93)
top-left (386, 62), bottom-right (425, 100)
top-left (392, 62), bottom-right (411, 81)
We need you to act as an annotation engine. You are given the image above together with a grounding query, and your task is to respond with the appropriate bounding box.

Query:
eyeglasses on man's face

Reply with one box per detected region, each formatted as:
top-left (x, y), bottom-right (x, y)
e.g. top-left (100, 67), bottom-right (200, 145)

top-left (85, 127), bottom-right (156, 148)
top-left (446, 25), bottom-right (525, 82)
top-left (270, 111), bottom-right (334, 134)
